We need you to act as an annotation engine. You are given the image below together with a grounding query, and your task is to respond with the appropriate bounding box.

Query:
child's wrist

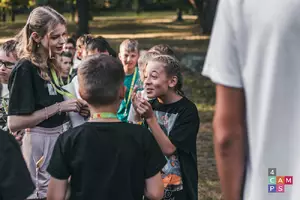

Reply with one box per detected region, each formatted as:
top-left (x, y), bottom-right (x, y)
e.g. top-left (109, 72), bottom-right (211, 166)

top-left (145, 115), bottom-right (156, 124)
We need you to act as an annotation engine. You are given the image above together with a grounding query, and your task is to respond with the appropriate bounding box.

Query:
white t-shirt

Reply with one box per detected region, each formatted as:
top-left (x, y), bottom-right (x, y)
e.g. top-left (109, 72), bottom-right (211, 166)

top-left (202, 0), bottom-right (300, 199)
top-left (73, 57), bottom-right (81, 69)
top-left (1, 84), bottom-right (9, 98)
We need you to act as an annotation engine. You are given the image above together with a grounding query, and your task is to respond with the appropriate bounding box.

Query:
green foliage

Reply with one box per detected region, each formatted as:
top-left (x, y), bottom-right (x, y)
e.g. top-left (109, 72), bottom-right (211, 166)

top-left (0, 0), bottom-right (35, 8)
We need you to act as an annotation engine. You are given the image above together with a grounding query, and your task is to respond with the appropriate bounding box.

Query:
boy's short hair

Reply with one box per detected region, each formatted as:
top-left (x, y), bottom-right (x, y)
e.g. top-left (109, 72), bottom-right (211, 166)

top-left (66, 38), bottom-right (76, 48)
top-left (95, 36), bottom-right (117, 58)
top-left (0, 39), bottom-right (18, 59)
top-left (78, 54), bottom-right (125, 106)
top-left (61, 51), bottom-right (73, 59)
top-left (119, 39), bottom-right (139, 53)
top-left (86, 37), bottom-right (109, 53)
top-left (148, 44), bottom-right (177, 58)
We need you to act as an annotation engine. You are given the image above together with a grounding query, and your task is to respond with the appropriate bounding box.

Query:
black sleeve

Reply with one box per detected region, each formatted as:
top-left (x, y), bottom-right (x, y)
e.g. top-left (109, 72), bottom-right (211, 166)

top-left (143, 129), bottom-right (167, 179)
top-left (8, 61), bottom-right (35, 115)
top-left (169, 104), bottom-right (200, 153)
top-left (47, 134), bottom-right (70, 180)
top-left (0, 131), bottom-right (35, 200)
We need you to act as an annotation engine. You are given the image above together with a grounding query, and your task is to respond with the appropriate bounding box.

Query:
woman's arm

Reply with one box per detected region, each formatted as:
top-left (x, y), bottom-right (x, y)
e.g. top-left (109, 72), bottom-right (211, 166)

top-left (8, 103), bottom-right (60, 133)
top-left (8, 99), bottom-right (83, 132)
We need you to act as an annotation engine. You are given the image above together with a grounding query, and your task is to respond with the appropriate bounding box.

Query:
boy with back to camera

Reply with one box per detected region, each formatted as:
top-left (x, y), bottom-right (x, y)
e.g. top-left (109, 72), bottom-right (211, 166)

top-left (47, 54), bottom-right (166, 200)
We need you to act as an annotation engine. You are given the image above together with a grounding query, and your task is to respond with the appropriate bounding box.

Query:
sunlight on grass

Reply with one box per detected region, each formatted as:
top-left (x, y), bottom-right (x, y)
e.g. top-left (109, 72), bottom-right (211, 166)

top-left (196, 103), bottom-right (215, 112)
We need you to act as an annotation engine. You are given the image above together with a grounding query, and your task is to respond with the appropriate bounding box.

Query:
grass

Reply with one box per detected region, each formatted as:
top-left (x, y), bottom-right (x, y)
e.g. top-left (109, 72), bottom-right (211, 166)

top-left (1, 11), bottom-right (220, 199)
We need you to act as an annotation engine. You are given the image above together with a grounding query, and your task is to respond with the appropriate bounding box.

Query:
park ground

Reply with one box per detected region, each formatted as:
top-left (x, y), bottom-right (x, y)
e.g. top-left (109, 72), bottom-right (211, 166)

top-left (0, 11), bottom-right (221, 200)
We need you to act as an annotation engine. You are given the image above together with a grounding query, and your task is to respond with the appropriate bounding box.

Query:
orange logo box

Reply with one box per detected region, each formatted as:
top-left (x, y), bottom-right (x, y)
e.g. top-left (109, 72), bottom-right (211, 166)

top-left (276, 176), bottom-right (293, 185)
top-left (276, 176), bottom-right (285, 184)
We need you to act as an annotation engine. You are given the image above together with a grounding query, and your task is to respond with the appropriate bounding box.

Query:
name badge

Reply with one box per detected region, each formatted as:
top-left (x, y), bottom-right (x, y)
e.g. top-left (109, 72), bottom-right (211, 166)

top-left (47, 83), bottom-right (57, 95)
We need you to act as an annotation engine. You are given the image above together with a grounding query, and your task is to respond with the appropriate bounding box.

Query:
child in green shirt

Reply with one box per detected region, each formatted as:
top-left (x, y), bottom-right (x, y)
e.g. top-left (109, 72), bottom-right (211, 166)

top-left (117, 39), bottom-right (141, 122)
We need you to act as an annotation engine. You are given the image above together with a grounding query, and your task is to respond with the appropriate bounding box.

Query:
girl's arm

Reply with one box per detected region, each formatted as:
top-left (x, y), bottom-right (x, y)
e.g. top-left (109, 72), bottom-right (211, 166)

top-left (136, 99), bottom-right (176, 156)
top-left (47, 177), bottom-right (68, 200)
top-left (8, 99), bottom-right (83, 133)
top-left (145, 116), bottom-right (176, 156)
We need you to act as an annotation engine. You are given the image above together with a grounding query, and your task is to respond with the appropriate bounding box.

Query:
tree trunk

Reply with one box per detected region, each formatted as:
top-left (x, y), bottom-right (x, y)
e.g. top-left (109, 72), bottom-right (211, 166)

top-left (202, 0), bottom-right (218, 34)
top-left (188, 0), bottom-right (218, 34)
top-left (76, 0), bottom-right (89, 37)
top-left (133, 0), bottom-right (140, 14)
top-left (47, 0), bottom-right (64, 13)
top-left (176, 8), bottom-right (183, 22)
top-left (2, 8), bottom-right (6, 22)
top-left (11, 7), bottom-right (16, 22)
top-left (71, 4), bottom-right (76, 22)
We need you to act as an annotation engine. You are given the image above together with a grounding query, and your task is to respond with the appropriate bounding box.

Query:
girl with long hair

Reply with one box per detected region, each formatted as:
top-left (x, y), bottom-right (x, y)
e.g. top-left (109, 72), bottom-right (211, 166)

top-left (7, 6), bottom-right (87, 200)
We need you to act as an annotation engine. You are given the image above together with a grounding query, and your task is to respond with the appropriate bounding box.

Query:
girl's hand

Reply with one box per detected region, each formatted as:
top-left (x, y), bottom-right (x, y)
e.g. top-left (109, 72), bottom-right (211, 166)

top-left (132, 86), bottom-right (142, 112)
top-left (136, 98), bottom-right (154, 119)
top-left (77, 99), bottom-right (90, 117)
top-left (79, 105), bottom-right (90, 117)
top-left (59, 99), bottom-right (83, 113)
top-left (12, 130), bottom-right (25, 146)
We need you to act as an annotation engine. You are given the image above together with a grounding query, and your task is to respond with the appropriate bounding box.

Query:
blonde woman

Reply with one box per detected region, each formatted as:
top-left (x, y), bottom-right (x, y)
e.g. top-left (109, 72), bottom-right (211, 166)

top-left (8, 6), bottom-right (87, 200)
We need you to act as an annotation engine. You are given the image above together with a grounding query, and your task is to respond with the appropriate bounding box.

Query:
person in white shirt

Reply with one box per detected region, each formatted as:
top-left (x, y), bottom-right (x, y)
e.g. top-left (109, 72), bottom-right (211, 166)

top-left (202, 1), bottom-right (300, 200)
top-left (0, 39), bottom-right (18, 131)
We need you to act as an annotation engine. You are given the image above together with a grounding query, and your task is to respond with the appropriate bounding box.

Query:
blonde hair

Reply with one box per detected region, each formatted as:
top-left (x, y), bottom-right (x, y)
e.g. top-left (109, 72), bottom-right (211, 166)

top-left (138, 51), bottom-right (159, 82)
top-left (119, 39), bottom-right (139, 53)
top-left (16, 6), bottom-right (66, 80)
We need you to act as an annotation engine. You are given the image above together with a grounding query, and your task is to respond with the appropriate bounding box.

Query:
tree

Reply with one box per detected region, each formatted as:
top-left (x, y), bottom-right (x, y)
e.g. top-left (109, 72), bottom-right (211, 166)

top-left (188, 0), bottom-right (218, 34)
top-left (76, 0), bottom-right (89, 37)
top-left (47, 0), bottom-right (64, 13)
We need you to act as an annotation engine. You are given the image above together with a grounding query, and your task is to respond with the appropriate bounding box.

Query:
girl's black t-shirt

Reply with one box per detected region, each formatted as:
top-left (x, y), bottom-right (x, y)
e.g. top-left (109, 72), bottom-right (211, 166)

top-left (8, 58), bottom-right (66, 128)
top-left (147, 97), bottom-right (200, 200)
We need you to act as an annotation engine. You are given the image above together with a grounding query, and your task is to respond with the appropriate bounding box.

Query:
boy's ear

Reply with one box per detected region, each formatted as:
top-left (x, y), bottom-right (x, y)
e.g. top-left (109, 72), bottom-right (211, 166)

top-left (168, 76), bottom-right (178, 88)
top-left (118, 53), bottom-right (122, 60)
top-left (31, 32), bottom-right (42, 43)
top-left (119, 85), bottom-right (126, 100)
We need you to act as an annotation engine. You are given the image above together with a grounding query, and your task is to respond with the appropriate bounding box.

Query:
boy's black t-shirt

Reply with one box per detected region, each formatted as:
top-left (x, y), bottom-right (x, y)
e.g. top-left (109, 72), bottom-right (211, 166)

top-left (0, 130), bottom-right (35, 200)
top-left (148, 97), bottom-right (200, 200)
top-left (8, 59), bottom-right (66, 128)
top-left (47, 122), bottom-right (166, 200)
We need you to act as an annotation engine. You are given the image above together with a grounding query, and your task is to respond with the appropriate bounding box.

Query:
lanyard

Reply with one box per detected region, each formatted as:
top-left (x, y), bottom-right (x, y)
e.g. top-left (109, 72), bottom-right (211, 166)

top-left (90, 112), bottom-right (118, 119)
top-left (49, 67), bottom-right (74, 99)
top-left (1, 95), bottom-right (8, 114)
top-left (125, 67), bottom-right (137, 112)
top-left (50, 67), bottom-right (64, 86)
top-left (50, 67), bottom-right (71, 86)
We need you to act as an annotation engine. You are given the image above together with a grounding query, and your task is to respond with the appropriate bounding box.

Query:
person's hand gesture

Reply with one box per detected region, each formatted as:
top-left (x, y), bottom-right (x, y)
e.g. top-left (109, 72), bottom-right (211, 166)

top-left (60, 99), bottom-right (83, 113)
top-left (78, 99), bottom-right (90, 117)
top-left (12, 130), bottom-right (25, 146)
top-left (132, 86), bottom-right (142, 113)
top-left (136, 98), bottom-right (154, 119)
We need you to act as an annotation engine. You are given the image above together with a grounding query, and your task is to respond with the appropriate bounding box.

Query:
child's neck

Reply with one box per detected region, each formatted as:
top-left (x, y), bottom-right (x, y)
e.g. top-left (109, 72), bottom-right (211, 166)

top-left (158, 91), bottom-right (182, 104)
top-left (88, 104), bottom-right (120, 122)
top-left (124, 67), bottom-right (135, 75)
